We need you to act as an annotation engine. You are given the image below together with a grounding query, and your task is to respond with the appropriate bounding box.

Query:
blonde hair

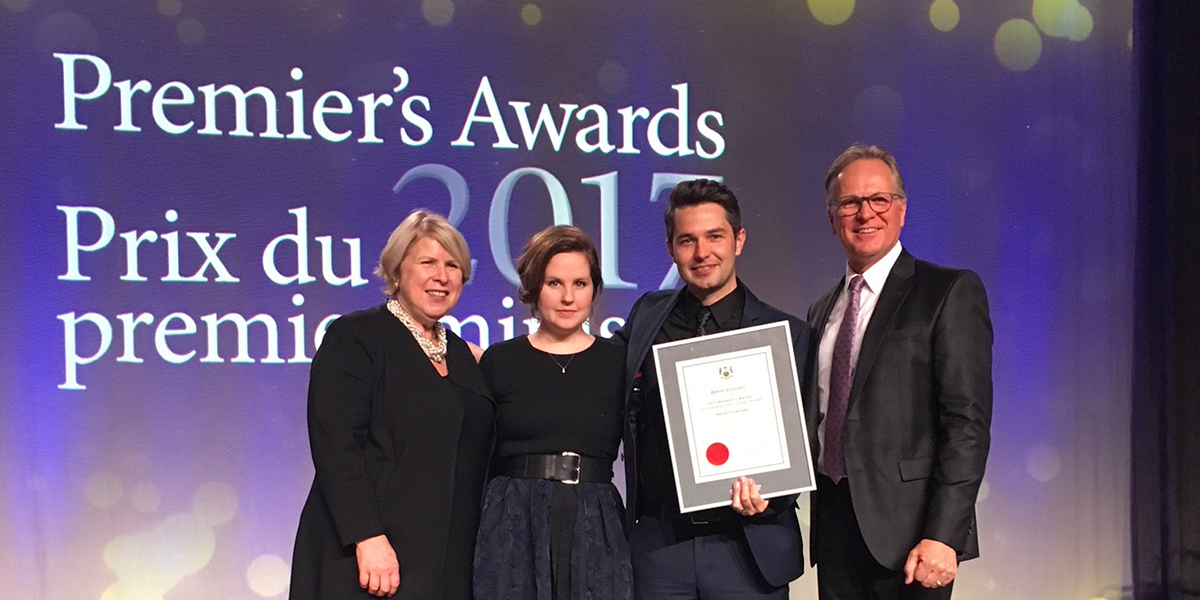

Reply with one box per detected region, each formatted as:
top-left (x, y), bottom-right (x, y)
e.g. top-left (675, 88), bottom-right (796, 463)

top-left (375, 209), bottom-right (471, 296)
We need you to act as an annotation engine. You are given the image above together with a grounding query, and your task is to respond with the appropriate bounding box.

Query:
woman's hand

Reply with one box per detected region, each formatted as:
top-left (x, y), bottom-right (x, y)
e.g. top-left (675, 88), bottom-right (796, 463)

top-left (355, 534), bottom-right (400, 597)
top-left (730, 477), bottom-right (769, 517)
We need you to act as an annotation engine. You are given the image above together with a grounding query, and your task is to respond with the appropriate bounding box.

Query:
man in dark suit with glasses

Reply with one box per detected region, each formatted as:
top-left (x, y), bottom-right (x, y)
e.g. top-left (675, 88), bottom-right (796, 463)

top-left (807, 144), bottom-right (993, 599)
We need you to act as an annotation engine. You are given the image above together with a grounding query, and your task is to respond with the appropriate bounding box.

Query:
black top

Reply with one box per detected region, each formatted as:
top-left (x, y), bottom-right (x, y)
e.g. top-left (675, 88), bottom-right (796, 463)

top-left (441, 379), bottom-right (496, 598)
top-left (636, 285), bottom-right (746, 519)
top-left (481, 335), bottom-right (625, 461)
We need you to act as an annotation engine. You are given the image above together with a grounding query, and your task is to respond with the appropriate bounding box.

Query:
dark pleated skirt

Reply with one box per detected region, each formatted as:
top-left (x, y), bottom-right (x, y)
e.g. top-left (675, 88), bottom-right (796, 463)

top-left (474, 476), bottom-right (633, 600)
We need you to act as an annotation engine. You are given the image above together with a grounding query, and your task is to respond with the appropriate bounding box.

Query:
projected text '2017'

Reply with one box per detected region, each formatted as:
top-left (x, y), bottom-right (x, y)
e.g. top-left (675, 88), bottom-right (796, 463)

top-left (55, 167), bottom-right (713, 391)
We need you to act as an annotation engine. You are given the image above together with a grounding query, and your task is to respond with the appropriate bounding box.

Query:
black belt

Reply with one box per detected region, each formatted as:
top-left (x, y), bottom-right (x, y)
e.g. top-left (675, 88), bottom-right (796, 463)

top-left (498, 452), bottom-right (613, 484)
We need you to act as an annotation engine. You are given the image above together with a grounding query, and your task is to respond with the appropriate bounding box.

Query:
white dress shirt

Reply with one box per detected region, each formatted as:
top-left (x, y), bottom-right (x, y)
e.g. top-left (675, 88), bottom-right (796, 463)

top-left (816, 241), bottom-right (904, 471)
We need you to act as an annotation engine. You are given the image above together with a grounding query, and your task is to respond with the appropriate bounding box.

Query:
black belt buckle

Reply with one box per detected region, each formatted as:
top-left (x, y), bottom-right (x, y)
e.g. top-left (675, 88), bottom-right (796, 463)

top-left (560, 451), bottom-right (581, 485)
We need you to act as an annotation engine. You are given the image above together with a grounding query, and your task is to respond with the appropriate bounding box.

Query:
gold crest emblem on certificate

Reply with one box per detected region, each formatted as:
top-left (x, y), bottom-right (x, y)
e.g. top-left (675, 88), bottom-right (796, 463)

top-left (718, 365), bottom-right (733, 379)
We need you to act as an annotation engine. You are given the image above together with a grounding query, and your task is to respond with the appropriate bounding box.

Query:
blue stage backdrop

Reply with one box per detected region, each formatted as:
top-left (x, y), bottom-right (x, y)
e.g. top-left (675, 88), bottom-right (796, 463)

top-left (1, 1), bottom-right (1133, 598)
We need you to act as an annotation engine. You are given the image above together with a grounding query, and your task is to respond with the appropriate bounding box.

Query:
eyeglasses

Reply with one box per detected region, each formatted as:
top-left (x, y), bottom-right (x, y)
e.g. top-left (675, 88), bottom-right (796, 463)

top-left (830, 193), bottom-right (904, 217)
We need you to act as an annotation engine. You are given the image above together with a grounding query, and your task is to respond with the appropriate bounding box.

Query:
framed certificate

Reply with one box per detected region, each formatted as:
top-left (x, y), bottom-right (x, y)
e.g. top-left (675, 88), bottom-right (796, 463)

top-left (652, 321), bottom-right (815, 513)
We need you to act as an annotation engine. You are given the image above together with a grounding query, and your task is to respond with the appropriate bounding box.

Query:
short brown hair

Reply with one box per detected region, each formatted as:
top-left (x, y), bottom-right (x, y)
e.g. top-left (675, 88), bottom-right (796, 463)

top-left (824, 144), bottom-right (907, 210)
top-left (375, 209), bottom-right (471, 296)
top-left (516, 225), bottom-right (603, 311)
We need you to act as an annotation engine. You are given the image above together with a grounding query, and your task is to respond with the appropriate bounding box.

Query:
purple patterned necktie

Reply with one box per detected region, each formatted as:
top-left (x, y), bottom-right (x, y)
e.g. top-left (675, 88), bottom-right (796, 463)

top-left (823, 275), bottom-right (865, 483)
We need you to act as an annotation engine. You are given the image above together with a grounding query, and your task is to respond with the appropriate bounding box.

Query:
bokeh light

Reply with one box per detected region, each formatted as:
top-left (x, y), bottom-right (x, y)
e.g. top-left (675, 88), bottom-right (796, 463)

top-left (177, 17), bottom-right (204, 45)
top-left (597, 60), bottom-right (629, 94)
top-left (101, 577), bottom-right (174, 600)
top-left (128, 481), bottom-right (162, 513)
top-left (1066, 8), bottom-right (1093, 42)
top-left (192, 481), bottom-right (239, 526)
top-left (1032, 0), bottom-right (1073, 37)
top-left (102, 512), bottom-right (217, 600)
top-left (2, 0), bottom-right (32, 13)
top-left (33, 11), bottom-right (99, 53)
top-left (1032, 0), bottom-right (1093, 41)
top-left (85, 471), bottom-right (124, 508)
top-left (422, 0), bottom-right (454, 26)
top-left (157, 0), bottom-right (181, 18)
top-left (521, 4), bottom-right (542, 26)
top-left (1025, 444), bottom-right (1062, 482)
top-left (807, 0), bottom-right (854, 26)
top-left (994, 18), bottom-right (1042, 72)
top-left (146, 513), bottom-right (218, 575)
top-left (247, 554), bottom-right (291, 597)
top-left (929, 0), bottom-right (959, 32)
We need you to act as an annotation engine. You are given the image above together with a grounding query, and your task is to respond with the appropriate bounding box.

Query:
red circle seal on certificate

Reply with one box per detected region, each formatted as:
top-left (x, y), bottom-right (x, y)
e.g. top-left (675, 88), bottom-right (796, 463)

top-left (705, 443), bottom-right (729, 466)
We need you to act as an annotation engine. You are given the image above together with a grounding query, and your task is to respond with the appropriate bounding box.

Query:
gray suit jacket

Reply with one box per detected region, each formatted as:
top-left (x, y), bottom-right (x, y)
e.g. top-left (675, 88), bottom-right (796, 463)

top-left (806, 250), bottom-right (992, 570)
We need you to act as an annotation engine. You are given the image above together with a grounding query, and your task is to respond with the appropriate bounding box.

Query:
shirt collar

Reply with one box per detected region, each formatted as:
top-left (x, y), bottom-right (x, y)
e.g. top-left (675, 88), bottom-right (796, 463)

top-left (843, 241), bottom-right (903, 297)
top-left (681, 281), bottom-right (746, 329)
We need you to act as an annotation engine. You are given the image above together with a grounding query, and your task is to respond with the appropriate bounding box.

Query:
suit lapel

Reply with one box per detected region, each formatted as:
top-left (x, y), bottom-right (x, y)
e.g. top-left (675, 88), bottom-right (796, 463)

top-left (848, 251), bottom-right (916, 406)
top-left (443, 334), bottom-right (494, 405)
top-left (626, 288), bottom-right (684, 384)
top-left (809, 279), bottom-right (844, 340)
top-left (738, 283), bottom-right (771, 327)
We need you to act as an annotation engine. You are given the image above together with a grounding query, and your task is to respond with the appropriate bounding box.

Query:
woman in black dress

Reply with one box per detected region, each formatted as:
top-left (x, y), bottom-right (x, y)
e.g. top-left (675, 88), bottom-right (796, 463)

top-left (474, 226), bottom-right (632, 600)
top-left (290, 210), bottom-right (494, 600)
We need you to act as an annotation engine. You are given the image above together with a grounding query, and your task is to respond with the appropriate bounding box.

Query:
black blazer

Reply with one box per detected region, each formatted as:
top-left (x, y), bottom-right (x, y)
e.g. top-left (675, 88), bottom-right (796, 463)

top-left (614, 282), bottom-right (815, 587)
top-left (289, 305), bottom-right (494, 600)
top-left (806, 250), bottom-right (992, 571)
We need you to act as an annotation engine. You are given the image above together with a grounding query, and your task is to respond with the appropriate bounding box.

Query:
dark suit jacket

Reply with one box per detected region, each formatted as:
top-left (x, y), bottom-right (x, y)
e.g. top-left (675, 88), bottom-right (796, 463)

top-left (806, 250), bottom-right (992, 571)
top-left (289, 304), bottom-right (494, 600)
top-left (614, 282), bottom-right (815, 587)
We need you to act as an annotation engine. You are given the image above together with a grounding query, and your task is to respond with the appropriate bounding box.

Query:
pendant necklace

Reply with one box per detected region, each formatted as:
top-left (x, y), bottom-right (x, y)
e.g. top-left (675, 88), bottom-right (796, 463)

top-left (547, 352), bottom-right (575, 374)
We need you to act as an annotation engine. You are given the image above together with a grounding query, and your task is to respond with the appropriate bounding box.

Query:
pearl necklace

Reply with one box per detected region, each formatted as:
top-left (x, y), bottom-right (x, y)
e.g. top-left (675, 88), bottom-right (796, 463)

top-left (386, 299), bottom-right (447, 363)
